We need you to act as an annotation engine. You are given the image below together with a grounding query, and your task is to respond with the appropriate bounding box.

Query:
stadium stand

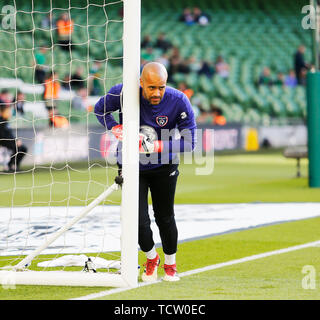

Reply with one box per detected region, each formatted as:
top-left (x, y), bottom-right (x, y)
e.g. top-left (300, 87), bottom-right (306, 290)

top-left (0, 0), bottom-right (311, 127)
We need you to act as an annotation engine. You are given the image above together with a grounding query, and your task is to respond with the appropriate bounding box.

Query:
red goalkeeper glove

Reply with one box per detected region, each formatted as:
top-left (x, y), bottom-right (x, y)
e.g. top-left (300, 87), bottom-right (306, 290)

top-left (139, 133), bottom-right (163, 153)
top-left (111, 124), bottom-right (123, 141)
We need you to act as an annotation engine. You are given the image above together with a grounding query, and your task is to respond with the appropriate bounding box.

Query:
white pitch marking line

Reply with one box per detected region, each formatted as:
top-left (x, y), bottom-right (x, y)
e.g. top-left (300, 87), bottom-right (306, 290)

top-left (71, 239), bottom-right (320, 300)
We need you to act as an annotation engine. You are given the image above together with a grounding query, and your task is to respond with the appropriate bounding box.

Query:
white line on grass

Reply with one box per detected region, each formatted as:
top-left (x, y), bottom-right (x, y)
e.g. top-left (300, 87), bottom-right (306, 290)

top-left (71, 239), bottom-right (320, 300)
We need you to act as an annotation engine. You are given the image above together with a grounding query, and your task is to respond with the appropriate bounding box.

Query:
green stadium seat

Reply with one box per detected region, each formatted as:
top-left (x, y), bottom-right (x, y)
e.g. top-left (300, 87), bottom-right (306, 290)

top-left (0, 0), bottom-right (310, 126)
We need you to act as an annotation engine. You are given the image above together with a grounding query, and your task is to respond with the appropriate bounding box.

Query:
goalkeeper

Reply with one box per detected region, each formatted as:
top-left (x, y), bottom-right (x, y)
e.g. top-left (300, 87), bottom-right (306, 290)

top-left (95, 62), bottom-right (196, 282)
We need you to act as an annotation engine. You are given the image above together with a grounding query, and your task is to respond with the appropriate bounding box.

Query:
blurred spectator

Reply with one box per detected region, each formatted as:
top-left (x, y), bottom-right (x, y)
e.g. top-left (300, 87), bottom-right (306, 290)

top-left (141, 47), bottom-right (156, 62)
top-left (258, 67), bottom-right (273, 86)
top-left (43, 71), bottom-right (60, 112)
top-left (284, 70), bottom-right (298, 88)
top-left (198, 60), bottom-right (214, 78)
top-left (41, 13), bottom-right (55, 30)
top-left (88, 61), bottom-right (103, 96)
top-left (61, 74), bottom-right (71, 90)
top-left (0, 90), bottom-right (12, 108)
top-left (294, 45), bottom-right (309, 85)
top-left (192, 104), bottom-right (201, 119)
top-left (193, 7), bottom-right (211, 26)
top-left (72, 87), bottom-right (92, 112)
top-left (48, 107), bottom-right (69, 129)
top-left (56, 12), bottom-right (74, 51)
top-left (178, 59), bottom-right (191, 74)
top-left (196, 111), bottom-right (213, 124)
top-left (154, 33), bottom-right (172, 53)
top-left (12, 91), bottom-right (25, 116)
top-left (215, 56), bottom-right (229, 78)
top-left (273, 72), bottom-right (285, 86)
top-left (156, 53), bottom-right (170, 69)
top-left (212, 106), bottom-right (226, 126)
top-left (34, 46), bottom-right (49, 84)
top-left (167, 56), bottom-right (181, 82)
top-left (141, 35), bottom-right (153, 49)
top-left (170, 46), bottom-right (181, 61)
top-left (179, 8), bottom-right (195, 25)
top-left (178, 82), bottom-right (194, 100)
top-left (70, 67), bottom-right (86, 91)
top-left (188, 56), bottom-right (202, 73)
top-left (168, 56), bottom-right (192, 83)
top-left (0, 103), bottom-right (27, 172)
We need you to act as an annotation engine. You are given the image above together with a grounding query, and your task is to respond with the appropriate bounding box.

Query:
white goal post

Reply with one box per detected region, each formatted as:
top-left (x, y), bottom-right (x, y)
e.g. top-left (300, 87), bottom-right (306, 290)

top-left (0, 0), bottom-right (140, 288)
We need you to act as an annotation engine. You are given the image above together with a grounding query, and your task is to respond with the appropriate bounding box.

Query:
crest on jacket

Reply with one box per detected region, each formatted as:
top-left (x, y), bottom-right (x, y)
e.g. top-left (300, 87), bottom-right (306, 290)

top-left (156, 116), bottom-right (168, 127)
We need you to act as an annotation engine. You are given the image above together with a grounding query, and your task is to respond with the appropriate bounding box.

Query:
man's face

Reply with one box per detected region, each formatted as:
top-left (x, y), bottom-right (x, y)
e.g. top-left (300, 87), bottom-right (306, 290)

top-left (140, 77), bottom-right (166, 105)
top-left (1, 107), bottom-right (12, 120)
top-left (1, 93), bottom-right (11, 103)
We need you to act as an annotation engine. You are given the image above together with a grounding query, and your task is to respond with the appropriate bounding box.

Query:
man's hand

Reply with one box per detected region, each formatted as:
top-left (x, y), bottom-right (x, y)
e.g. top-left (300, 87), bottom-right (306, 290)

top-left (139, 133), bottom-right (163, 153)
top-left (111, 124), bottom-right (123, 141)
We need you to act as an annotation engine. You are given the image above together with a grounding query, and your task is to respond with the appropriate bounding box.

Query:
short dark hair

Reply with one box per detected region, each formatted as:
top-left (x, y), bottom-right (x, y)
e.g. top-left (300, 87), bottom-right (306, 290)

top-left (212, 106), bottom-right (223, 116)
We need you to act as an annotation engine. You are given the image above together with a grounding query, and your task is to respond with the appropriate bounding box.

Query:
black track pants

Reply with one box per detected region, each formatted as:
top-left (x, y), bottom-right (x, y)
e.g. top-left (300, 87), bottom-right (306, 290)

top-left (138, 164), bottom-right (179, 255)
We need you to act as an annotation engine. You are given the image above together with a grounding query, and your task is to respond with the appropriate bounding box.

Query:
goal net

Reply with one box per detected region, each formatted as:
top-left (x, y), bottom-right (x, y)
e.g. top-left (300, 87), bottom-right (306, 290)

top-left (0, 0), bottom-right (140, 287)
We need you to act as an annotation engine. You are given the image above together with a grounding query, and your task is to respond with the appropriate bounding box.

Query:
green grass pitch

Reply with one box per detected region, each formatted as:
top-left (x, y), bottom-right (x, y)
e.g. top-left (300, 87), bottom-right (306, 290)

top-left (0, 149), bottom-right (320, 300)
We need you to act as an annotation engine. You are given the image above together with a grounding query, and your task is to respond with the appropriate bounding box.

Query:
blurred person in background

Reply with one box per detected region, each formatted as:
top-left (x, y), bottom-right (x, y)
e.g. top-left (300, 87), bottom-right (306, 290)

top-left (56, 12), bottom-right (74, 51)
top-left (167, 56), bottom-right (191, 83)
top-left (70, 67), bottom-right (86, 91)
top-left (179, 8), bottom-right (195, 25)
top-left (0, 104), bottom-right (27, 172)
top-left (273, 72), bottom-right (285, 86)
top-left (141, 34), bottom-right (153, 49)
top-left (154, 33), bottom-right (172, 53)
top-left (294, 45), bottom-right (309, 85)
top-left (212, 106), bottom-right (226, 126)
top-left (196, 111), bottom-right (213, 124)
top-left (43, 71), bottom-right (60, 125)
top-left (72, 87), bottom-right (93, 112)
top-left (41, 13), bottom-right (55, 29)
top-left (169, 46), bottom-right (181, 61)
top-left (178, 82), bottom-right (194, 100)
top-left (284, 69), bottom-right (298, 88)
top-left (88, 61), bottom-right (103, 96)
top-left (12, 91), bottom-right (26, 116)
top-left (188, 56), bottom-right (202, 73)
top-left (48, 107), bottom-right (69, 129)
top-left (258, 67), bottom-right (273, 86)
top-left (61, 74), bottom-right (71, 90)
top-left (34, 45), bottom-right (49, 84)
top-left (156, 53), bottom-right (170, 69)
top-left (198, 60), bottom-right (215, 78)
top-left (0, 90), bottom-right (12, 107)
top-left (177, 58), bottom-right (191, 74)
top-left (193, 7), bottom-right (211, 26)
top-left (141, 47), bottom-right (156, 62)
top-left (215, 56), bottom-right (230, 79)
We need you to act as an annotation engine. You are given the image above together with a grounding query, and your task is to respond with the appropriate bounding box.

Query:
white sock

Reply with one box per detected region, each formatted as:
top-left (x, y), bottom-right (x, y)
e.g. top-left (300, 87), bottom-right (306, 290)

top-left (164, 253), bottom-right (176, 265)
top-left (145, 246), bottom-right (157, 260)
